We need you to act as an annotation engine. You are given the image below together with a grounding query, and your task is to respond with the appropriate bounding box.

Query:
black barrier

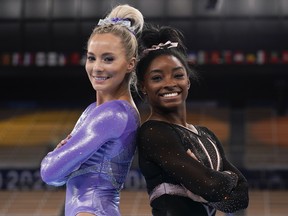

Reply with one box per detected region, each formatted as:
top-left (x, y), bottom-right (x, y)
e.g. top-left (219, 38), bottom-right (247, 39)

top-left (1, 168), bottom-right (288, 190)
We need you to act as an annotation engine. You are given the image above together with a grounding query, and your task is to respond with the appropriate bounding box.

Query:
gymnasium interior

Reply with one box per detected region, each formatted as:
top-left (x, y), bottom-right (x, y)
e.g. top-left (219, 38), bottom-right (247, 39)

top-left (0, 0), bottom-right (288, 215)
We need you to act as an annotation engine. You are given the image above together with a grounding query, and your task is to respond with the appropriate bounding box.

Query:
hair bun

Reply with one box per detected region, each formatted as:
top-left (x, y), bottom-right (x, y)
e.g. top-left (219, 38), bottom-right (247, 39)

top-left (107, 4), bottom-right (144, 36)
top-left (139, 24), bottom-right (187, 56)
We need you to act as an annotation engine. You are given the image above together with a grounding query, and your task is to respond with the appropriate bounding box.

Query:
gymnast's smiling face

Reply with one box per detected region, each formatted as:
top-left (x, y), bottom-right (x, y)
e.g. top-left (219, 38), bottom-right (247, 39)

top-left (85, 33), bottom-right (135, 97)
top-left (142, 54), bottom-right (190, 112)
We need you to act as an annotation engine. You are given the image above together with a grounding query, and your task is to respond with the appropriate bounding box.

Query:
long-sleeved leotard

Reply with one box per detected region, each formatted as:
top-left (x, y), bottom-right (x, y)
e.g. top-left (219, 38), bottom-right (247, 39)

top-left (138, 120), bottom-right (249, 216)
top-left (40, 100), bottom-right (140, 216)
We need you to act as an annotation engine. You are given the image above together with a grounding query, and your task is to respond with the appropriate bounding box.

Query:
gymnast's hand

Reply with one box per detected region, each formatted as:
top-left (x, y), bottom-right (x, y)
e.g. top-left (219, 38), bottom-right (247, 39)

top-left (56, 134), bottom-right (72, 149)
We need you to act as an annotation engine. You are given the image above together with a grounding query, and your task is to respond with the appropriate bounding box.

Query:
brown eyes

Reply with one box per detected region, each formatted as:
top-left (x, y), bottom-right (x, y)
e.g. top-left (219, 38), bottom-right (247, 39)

top-left (104, 57), bottom-right (114, 62)
top-left (87, 56), bottom-right (95, 61)
top-left (86, 56), bottom-right (114, 63)
top-left (150, 73), bottom-right (185, 82)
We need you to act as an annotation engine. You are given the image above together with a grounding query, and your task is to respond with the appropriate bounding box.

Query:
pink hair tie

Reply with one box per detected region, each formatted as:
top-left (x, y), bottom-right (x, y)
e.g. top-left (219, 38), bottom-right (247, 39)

top-left (143, 41), bottom-right (178, 55)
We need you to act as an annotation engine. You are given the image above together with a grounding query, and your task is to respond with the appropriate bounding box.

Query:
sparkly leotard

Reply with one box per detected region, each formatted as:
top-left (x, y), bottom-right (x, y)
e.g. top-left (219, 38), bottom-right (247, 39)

top-left (138, 120), bottom-right (249, 216)
top-left (40, 100), bottom-right (140, 216)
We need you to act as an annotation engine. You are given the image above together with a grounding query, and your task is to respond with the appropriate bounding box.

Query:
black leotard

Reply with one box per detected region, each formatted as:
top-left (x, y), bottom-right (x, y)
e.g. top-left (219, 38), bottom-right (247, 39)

top-left (137, 120), bottom-right (249, 216)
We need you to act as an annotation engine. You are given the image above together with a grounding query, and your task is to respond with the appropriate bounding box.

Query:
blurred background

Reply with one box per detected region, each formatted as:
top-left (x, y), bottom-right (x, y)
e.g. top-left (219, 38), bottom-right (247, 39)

top-left (0, 0), bottom-right (287, 215)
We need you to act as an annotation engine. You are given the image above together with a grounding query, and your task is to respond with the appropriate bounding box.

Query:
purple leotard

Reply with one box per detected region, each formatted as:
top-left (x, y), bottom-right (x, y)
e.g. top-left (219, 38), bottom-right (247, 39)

top-left (40, 100), bottom-right (140, 216)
